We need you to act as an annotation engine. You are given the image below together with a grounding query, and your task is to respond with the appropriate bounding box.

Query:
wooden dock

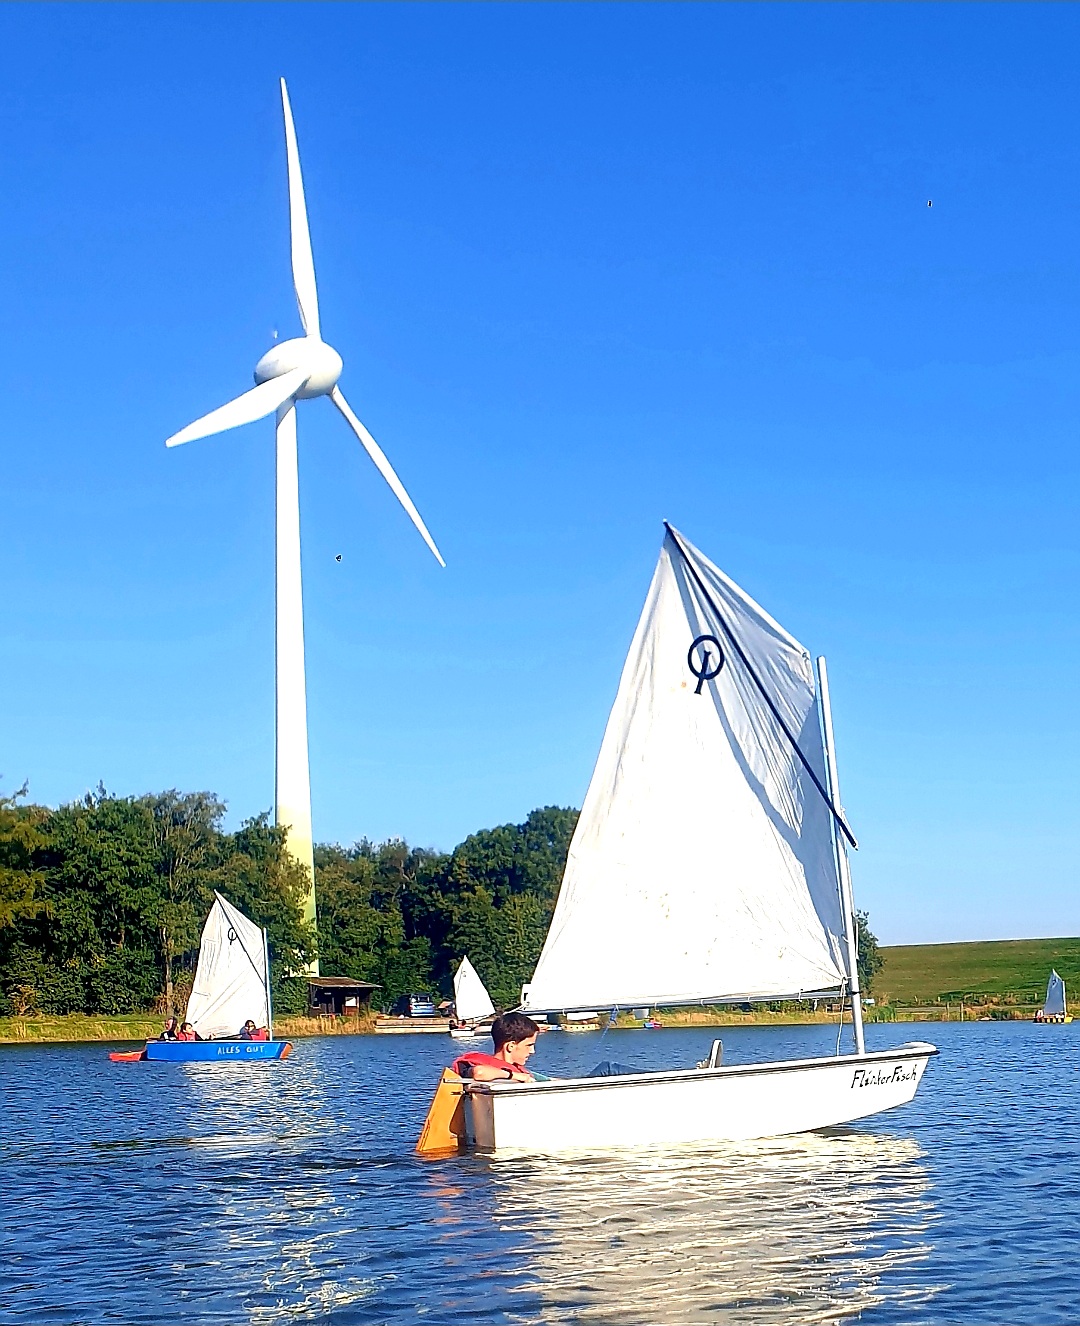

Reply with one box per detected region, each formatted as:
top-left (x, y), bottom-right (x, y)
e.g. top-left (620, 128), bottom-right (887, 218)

top-left (374, 1017), bottom-right (452, 1035)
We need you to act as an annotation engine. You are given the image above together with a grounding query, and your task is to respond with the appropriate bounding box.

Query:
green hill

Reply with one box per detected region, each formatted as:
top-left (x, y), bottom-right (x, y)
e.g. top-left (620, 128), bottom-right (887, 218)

top-left (878, 937), bottom-right (1080, 1005)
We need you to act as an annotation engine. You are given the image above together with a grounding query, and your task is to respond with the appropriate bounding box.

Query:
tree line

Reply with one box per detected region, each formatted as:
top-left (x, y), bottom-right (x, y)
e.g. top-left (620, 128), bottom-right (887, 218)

top-left (0, 786), bottom-right (880, 1018)
top-left (0, 787), bottom-right (578, 1016)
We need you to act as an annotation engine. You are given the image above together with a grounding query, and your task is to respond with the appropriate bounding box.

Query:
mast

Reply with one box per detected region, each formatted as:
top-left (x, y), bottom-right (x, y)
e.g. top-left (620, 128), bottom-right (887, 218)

top-left (275, 398), bottom-right (319, 974)
top-left (816, 655), bottom-right (866, 1057)
top-left (263, 926), bottom-right (275, 1041)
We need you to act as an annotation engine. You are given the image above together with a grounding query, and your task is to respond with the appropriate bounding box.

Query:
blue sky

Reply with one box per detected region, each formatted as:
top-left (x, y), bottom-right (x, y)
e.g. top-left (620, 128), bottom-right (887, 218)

top-left (3, 3), bottom-right (1078, 944)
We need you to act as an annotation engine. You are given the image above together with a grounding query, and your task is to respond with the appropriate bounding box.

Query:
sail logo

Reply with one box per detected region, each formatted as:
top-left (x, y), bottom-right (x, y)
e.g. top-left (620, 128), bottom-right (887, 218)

top-left (687, 635), bottom-right (725, 694)
top-left (850, 1064), bottom-right (918, 1089)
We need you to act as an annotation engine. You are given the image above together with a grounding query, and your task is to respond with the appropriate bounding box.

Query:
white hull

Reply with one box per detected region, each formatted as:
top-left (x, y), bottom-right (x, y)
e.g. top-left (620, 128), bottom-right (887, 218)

top-left (464, 1042), bottom-right (936, 1152)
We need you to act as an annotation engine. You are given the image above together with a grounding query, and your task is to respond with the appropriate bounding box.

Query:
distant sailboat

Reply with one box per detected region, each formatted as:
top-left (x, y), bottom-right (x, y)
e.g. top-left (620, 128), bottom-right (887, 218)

top-left (110, 893), bottom-right (293, 1062)
top-left (426, 526), bottom-right (936, 1152)
top-left (1034, 970), bottom-right (1072, 1024)
top-left (449, 956), bottom-right (496, 1039)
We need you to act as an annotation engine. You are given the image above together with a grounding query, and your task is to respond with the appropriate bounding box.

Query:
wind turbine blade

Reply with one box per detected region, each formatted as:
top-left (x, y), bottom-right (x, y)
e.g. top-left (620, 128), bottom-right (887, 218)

top-left (165, 368), bottom-right (310, 448)
top-left (330, 386), bottom-right (446, 567)
top-left (280, 78), bottom-right (320, 340)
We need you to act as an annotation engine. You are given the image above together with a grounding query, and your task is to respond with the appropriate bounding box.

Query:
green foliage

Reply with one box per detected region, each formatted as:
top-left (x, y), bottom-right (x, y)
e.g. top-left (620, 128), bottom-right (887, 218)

top-left (0, 788), bottom-right (314, 1017)
top-left (313, 838), bottom-right (445, 1005)
top-left (309, 813), bottom-right (581, 1010)
top-left (855, 910), bottom-right (883, 994)
top-left (0, 787), bottom-right (48, 931)
top-left (430, 806), bottom-right (578, 1008)
top-left (273, 977), bottom-right (309, 1016)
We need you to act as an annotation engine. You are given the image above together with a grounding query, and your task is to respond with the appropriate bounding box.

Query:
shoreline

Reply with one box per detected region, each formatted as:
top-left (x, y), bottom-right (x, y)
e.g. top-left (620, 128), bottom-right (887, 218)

top-left (0, 1004), bottom-right (1037, 1045)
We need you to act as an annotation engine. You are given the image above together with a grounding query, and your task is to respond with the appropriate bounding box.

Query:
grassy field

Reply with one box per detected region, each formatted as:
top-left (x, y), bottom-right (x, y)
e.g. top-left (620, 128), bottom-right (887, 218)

top-left (878, 936), bottom-right (1080, 1004)
top-left (0, 1014), bottom-right (163, 1044)
top-left (0, 1013), bottom-right (376, 1045)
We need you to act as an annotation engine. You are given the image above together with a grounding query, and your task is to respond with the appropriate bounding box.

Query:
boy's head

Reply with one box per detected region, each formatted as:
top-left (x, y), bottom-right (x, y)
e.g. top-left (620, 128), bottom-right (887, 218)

top-left (491, 1012), bottom-right (539, 1055)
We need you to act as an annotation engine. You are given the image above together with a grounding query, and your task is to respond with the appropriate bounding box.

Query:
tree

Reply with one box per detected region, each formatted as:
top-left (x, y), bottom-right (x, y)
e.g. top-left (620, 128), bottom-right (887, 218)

top-left (313, 839), bottom-right (445, 1006)
top-left (0, 787), bottom-right (47, 930)
top-left (429, 806), bottom-right (578, 1006)
top-left (142, 791), bottom-right (226, 1013)
top-left (855, 910), bottom-right (883, 995)
top-left (24, 789), bottom-right (162, 1013)
top-left (0, 791), bottom-right (579, 1019)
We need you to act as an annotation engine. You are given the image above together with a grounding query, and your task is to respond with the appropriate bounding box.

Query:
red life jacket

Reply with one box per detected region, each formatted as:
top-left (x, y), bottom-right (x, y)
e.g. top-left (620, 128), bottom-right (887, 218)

top-left (452, 1051), bottom-right (533, 1081)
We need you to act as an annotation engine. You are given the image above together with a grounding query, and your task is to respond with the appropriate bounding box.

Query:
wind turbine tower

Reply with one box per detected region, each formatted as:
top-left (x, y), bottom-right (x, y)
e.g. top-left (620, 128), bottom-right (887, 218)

top-left (166, 81), bottom-right (445, 974)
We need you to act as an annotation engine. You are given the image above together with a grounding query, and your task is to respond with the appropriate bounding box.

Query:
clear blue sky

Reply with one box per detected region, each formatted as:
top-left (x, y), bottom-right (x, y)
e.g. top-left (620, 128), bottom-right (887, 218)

top-left (3, 4), bottom-right (1077, 944)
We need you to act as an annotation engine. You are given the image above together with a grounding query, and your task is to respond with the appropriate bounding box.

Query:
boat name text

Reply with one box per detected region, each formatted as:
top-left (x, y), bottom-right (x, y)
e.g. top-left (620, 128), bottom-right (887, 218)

top-left (850, 1064), bottom-right (918, 1089)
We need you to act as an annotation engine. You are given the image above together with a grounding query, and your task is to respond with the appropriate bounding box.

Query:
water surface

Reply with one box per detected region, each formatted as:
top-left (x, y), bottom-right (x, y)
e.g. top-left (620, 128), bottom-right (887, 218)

top-left (2, 1021), bottom-right (1074, 1323)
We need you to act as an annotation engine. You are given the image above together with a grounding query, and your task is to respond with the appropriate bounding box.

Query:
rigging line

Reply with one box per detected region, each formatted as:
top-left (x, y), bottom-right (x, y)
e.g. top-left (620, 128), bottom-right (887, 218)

top-left (664, 522), bottom-right (858, 850)
top-left (573, 1006), bottom-right (619, 1073)
top-left (595, 1006), bottom-right (619, 1057)
top-left (215, 895), bottom-right (266, 986)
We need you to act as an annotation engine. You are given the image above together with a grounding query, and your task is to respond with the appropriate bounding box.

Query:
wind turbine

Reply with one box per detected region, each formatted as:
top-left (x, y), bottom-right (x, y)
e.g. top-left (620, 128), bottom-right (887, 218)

top-left (166, 80), bottom-right (444, 974)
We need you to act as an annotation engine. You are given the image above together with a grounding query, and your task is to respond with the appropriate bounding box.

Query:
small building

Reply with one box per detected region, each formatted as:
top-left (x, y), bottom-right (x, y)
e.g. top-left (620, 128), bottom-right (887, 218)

top-left (307, 976), bottom-right (380, 1018)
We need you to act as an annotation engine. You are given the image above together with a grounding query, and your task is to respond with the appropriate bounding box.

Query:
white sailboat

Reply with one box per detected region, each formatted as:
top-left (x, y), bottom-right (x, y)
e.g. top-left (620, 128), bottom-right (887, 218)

top-left (449, 955), bottom-right (496, 1039)
top-left (455, 525), bottom-right (936, 1151)
top-left (1034, 970), bottom-right (1072, 1024)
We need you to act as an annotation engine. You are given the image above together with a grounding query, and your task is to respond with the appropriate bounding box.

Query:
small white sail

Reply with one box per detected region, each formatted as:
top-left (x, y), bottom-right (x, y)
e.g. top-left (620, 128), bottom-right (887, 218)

top-left (1042, 970), bottom-right (1067, 1019)
top-left (185, 893), bottom-right (270, 1039)
top-left (454, 955), bottom-right (496, 1024)
top-left (523, 527), bottom-right (849, 1014)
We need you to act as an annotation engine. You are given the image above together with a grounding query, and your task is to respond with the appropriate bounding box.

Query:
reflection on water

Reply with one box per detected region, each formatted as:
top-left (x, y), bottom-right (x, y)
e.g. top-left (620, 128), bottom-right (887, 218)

top-left (491, 1132), bottom-right (941, 1324)
top-left (181, 1057), bottom-right (379, 1321)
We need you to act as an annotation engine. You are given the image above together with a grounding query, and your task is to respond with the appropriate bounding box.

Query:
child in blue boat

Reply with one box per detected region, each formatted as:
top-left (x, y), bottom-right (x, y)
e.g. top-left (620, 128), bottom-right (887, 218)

top-left (159, 1017), bottom-right (179, 1041)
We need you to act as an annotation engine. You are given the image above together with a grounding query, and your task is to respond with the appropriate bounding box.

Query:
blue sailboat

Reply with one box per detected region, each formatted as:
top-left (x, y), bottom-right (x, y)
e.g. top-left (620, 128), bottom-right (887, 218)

top-left (111, 893), bottom-right (293, 1063)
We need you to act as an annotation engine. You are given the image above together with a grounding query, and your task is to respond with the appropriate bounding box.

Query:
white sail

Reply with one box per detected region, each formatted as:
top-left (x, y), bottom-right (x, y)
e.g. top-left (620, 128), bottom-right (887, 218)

top-left (1043, 970), bottom-right (1067, 1019)
top-left (523, 527), bottom-right (849, 1014)
top-left (454, 955), bottom-right (496, 1024)
top-left (185, 892), bottom-right (270, 1039)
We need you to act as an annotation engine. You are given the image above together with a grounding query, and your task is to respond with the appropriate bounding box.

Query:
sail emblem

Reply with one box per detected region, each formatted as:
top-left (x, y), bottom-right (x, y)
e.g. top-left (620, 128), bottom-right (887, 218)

top-left (687, 634), bottom-right (724, 694)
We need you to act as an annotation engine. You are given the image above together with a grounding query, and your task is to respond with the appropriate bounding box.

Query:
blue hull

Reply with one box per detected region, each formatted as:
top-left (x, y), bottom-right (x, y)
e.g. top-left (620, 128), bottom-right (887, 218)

top-left (143, 1040), bottom-right (292, 1062)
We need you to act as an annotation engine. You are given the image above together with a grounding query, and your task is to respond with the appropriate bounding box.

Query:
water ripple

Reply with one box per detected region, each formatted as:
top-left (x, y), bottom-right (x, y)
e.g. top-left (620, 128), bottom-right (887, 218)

top-left (2, 1022), bottom-right (1077, 1322)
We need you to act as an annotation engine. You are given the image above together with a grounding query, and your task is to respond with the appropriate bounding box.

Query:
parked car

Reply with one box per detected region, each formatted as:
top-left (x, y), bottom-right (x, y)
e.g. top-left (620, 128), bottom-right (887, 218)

top-left (392, 993), bottom-right (438, 1018)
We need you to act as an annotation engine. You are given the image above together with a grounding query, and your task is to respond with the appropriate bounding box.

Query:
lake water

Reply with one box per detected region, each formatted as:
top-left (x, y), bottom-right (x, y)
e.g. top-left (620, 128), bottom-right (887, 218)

top-left (1, 1020), bottom-right (1075, 1324)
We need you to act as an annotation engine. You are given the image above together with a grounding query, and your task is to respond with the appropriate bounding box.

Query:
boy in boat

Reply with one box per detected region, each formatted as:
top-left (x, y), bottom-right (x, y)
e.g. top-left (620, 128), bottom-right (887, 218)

top-left (452, 1012), bottom-right (540, 1082)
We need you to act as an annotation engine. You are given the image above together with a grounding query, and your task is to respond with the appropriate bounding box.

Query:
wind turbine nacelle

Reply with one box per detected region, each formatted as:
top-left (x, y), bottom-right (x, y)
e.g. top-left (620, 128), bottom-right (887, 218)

top-left (254, 337), bottom-right (343, 399)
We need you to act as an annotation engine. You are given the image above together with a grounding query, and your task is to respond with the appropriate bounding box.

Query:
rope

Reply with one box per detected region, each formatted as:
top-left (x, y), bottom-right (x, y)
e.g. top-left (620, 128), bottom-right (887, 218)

top-left (574, 1006), bottom-right (619, 1074)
